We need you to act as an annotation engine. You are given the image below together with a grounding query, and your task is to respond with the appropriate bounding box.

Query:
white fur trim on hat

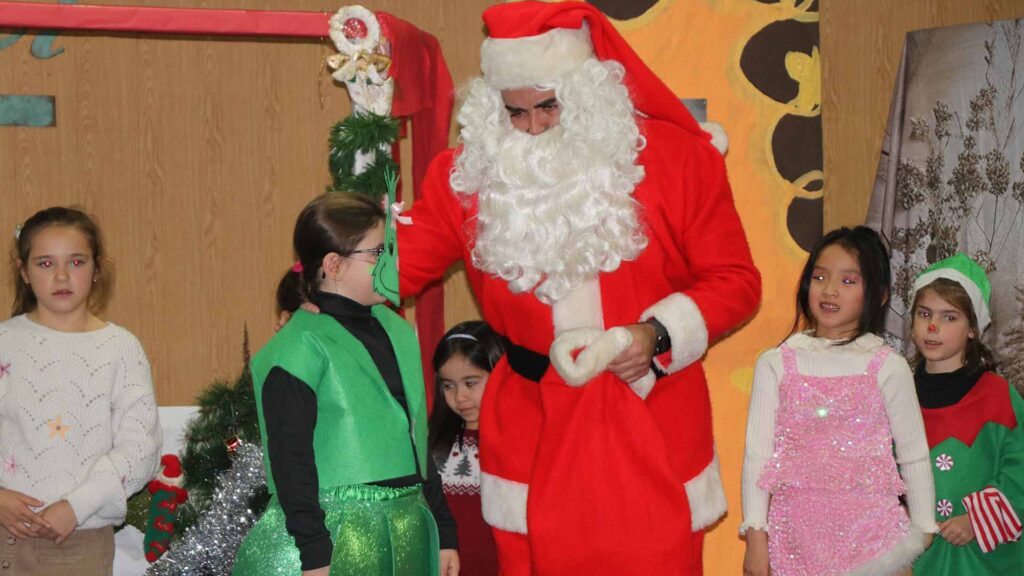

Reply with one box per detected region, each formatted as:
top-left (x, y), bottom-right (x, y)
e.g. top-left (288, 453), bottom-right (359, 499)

top-left (699, 121), bottom-right (729, 156)
top-left (480, 471), bottom-right (529, 534)
top-left (913, 269), bottom-right (991, 333)
top-left (481, 26), bottom-right (594, 90)
top-left (641, 293), bottom-right (709, 374)
top-left (685, 449), bottom-right (728, 530)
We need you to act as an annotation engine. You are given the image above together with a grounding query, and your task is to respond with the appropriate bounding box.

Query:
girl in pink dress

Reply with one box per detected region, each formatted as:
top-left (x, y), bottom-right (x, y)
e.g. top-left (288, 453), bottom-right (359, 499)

top-left (741, 227), bottom-right (938, 576)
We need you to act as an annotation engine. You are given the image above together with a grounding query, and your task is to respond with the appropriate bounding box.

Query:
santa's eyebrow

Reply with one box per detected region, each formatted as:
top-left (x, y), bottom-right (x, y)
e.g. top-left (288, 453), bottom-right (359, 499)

top-left (504, 98), bottom-right (559, 114)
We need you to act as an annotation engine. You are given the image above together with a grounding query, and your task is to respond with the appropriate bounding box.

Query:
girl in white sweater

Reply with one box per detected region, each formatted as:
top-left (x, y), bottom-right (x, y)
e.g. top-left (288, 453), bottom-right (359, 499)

top-left (0, 207), bottom-right (160, 575)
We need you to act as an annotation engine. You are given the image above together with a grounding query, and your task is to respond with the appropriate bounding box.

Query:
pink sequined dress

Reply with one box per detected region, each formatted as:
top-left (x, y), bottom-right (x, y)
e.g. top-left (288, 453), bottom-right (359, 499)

top-left (757, 345), bottom-right (909, 575)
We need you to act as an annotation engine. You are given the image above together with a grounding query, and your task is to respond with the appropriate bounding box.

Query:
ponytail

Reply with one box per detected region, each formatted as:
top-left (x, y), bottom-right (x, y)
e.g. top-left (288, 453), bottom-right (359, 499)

top-left (276, 192), bottom-right (385, 313)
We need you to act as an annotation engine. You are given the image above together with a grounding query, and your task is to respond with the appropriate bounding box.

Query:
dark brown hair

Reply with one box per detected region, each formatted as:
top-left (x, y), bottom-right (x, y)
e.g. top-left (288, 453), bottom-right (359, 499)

top-left (276, 192), bottom-right (385, 313)
top-left (910, 278), bottom-right (996, 372)
top-left (427, 321), bottom-right (505, 459)
top-left (12, 206), bottom-right (113, 316)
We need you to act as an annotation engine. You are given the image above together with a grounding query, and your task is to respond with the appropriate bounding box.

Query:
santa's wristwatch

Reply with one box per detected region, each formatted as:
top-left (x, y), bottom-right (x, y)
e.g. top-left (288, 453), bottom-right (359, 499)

top-left (645, 317), bottom-right (671, 356)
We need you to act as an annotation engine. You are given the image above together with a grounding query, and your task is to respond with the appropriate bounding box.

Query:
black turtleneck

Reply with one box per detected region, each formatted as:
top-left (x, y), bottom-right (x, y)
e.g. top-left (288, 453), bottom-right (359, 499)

top-left (914, 362), bottom-right (984, 409)
top-left (261, 292), bottom-right (457, 571)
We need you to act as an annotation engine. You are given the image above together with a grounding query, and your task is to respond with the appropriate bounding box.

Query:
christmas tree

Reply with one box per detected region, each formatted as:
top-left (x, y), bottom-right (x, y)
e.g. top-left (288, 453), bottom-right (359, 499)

top-left (175, 326), bottom-right (266, 531)
top-left (454, 453), bottom-right (473, 477)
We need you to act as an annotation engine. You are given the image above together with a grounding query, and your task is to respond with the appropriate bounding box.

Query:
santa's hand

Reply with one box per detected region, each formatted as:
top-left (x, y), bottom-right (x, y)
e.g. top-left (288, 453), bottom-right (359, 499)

top-left (606, 323), bottom-right (656, 383)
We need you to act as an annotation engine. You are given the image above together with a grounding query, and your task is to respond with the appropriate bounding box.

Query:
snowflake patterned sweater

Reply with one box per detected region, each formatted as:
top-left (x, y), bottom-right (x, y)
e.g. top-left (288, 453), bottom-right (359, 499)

top-left (0, 314), bottom-right (161, 529)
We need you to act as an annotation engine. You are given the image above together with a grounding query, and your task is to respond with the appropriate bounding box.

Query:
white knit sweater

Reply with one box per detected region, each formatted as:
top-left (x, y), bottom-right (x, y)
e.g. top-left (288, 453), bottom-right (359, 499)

top-left (741, 332), bottom-right (938, 536)
top-left (0, 314), bottom-right (160, 529)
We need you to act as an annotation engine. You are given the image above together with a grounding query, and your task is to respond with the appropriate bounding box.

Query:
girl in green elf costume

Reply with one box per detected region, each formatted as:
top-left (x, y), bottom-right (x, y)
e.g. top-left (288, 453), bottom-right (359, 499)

top-left (233, 192), bottom-right (458, 576)
top-left (910, 254), bottom-right (1024, 574)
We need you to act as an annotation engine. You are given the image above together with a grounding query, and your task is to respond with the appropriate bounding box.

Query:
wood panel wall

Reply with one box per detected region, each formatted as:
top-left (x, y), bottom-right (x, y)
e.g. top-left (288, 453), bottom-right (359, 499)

top-left (0, 0), bottom-right (492, 405)
top-left (8, 0), bottom-right (1020, 406)
top-left (820, 0), bottom-right (1024, 230)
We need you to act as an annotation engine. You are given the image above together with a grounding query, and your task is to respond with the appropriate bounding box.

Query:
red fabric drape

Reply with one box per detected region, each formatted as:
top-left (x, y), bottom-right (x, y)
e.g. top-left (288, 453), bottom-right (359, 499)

top-left (378, 12), bottom-right (454, 409)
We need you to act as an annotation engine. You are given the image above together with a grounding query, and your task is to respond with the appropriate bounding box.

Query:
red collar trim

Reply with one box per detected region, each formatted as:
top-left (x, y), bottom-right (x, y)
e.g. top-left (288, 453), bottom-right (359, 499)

top-left (921, 372), bottom-right (1017, 448)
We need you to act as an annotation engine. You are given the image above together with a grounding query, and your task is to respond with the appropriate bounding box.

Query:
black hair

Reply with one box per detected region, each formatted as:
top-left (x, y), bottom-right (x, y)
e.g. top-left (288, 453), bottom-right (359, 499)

top-left (427, 321), bottom-right (505, 459)
top-left (791, 226), bottom-right (891, 344)
top-left (276, 192), bottom-right (385, 313)
top-left (12, 206), bottom-right (114, 316)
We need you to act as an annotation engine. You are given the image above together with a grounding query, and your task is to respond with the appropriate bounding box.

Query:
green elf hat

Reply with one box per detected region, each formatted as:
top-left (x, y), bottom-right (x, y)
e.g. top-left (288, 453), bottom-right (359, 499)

top-left (912, 253), bottom-right (991, 333)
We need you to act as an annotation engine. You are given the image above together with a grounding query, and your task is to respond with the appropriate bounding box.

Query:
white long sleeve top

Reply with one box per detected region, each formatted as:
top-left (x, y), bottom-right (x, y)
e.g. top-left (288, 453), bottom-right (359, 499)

top-left (740, 332), bottom-right (938, 535)
top-left (0, 315), bottom-right (161, 529)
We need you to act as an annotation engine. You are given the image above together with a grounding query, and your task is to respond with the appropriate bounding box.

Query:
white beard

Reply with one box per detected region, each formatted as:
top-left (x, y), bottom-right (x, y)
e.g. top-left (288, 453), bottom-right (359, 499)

top-left (451, 101), bottom-right (647, 304)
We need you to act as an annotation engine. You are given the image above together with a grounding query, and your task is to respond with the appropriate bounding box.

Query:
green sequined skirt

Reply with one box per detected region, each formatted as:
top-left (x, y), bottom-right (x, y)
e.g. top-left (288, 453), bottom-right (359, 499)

top-left (232, 484), bottom-right (439, 575)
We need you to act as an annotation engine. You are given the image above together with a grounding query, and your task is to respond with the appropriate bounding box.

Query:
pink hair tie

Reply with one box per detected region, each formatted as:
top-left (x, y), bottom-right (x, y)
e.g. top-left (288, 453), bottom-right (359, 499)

top-left (291, 261), bottom-right (304, 273)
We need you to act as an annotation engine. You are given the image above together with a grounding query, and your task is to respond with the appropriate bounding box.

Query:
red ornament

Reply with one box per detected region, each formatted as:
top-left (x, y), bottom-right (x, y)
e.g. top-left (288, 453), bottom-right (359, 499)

top-left (225, 436), bottom-right (241, 453)
top-left (342, 17), bottom-right (368, 41)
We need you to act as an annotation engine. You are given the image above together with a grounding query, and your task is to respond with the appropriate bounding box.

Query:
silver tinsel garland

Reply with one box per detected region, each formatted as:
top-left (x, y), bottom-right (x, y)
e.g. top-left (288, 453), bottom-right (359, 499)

top-left (147, 442), bottom-right (266, 576)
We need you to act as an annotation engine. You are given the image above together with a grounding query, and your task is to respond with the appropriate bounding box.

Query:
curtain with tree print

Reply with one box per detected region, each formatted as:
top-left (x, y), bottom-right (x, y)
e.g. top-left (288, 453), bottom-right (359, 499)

top-left (868, 18), bottom-right (1024, 390)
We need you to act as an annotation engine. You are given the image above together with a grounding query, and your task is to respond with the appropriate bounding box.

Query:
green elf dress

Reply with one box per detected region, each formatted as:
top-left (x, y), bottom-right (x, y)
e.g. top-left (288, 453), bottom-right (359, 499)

top-left (913, 367), bottom-right (1024, 575)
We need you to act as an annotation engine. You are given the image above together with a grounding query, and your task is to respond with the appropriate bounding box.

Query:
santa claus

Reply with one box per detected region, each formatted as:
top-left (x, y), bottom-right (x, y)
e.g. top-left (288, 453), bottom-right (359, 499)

top-left (398, 2), bottom-right (761, 574)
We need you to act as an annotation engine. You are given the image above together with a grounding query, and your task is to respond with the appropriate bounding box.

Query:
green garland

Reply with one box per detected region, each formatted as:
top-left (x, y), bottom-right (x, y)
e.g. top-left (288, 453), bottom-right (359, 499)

top-left (328, 111), bottom-right (400, 198)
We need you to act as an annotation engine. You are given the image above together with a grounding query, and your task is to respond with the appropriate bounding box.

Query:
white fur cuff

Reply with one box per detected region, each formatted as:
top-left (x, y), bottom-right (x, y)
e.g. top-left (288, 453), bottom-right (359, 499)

top-left (629, 371), bottom-right (656, 400)
top-left (480, 472), bottom-right (529, 535)
top-left (550, 326), bottom-right (632, 386)
top-left (642, 293), bottom-right (709, 374)
top-left (685, 450), bottom-right (728, 531)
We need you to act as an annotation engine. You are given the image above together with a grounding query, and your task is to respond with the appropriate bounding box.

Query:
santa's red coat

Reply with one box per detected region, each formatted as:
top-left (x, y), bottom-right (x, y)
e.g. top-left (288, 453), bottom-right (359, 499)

top-left (399, 118), bottom-right (761, 575)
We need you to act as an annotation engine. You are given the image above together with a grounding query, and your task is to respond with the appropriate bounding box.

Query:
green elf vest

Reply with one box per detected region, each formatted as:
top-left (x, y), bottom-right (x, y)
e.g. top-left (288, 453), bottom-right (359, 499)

top-left (251, 307), bottom-right (428, 494)
top-left (913, 373), bottom-right (1024, 575)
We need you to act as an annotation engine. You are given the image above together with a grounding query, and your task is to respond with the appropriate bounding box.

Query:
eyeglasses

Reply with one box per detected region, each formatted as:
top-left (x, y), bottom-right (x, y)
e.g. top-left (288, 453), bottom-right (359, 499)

top-left (345, 246), bottom-right (386, 263)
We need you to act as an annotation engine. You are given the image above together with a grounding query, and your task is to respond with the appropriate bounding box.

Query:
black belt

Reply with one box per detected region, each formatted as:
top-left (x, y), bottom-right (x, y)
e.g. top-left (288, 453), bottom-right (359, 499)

top-left (501, 335), bottom-right (666, 383)
top-left (502, 336), bottom-right (549, 383)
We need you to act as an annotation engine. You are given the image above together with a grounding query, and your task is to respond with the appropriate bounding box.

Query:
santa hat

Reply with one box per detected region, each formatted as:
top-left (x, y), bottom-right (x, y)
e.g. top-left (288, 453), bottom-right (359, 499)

top-left (480, 1), bottom-right (707, 140)
top-left (913, 253), bottom-right (991, 333)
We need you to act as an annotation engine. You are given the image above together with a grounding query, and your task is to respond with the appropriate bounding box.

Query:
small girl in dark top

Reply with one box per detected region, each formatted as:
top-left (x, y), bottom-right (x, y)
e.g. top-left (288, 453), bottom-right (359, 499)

top-left (234, 192), bottom-right (458, 576)
top-left (428, 322), bottom-right (504, 576)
